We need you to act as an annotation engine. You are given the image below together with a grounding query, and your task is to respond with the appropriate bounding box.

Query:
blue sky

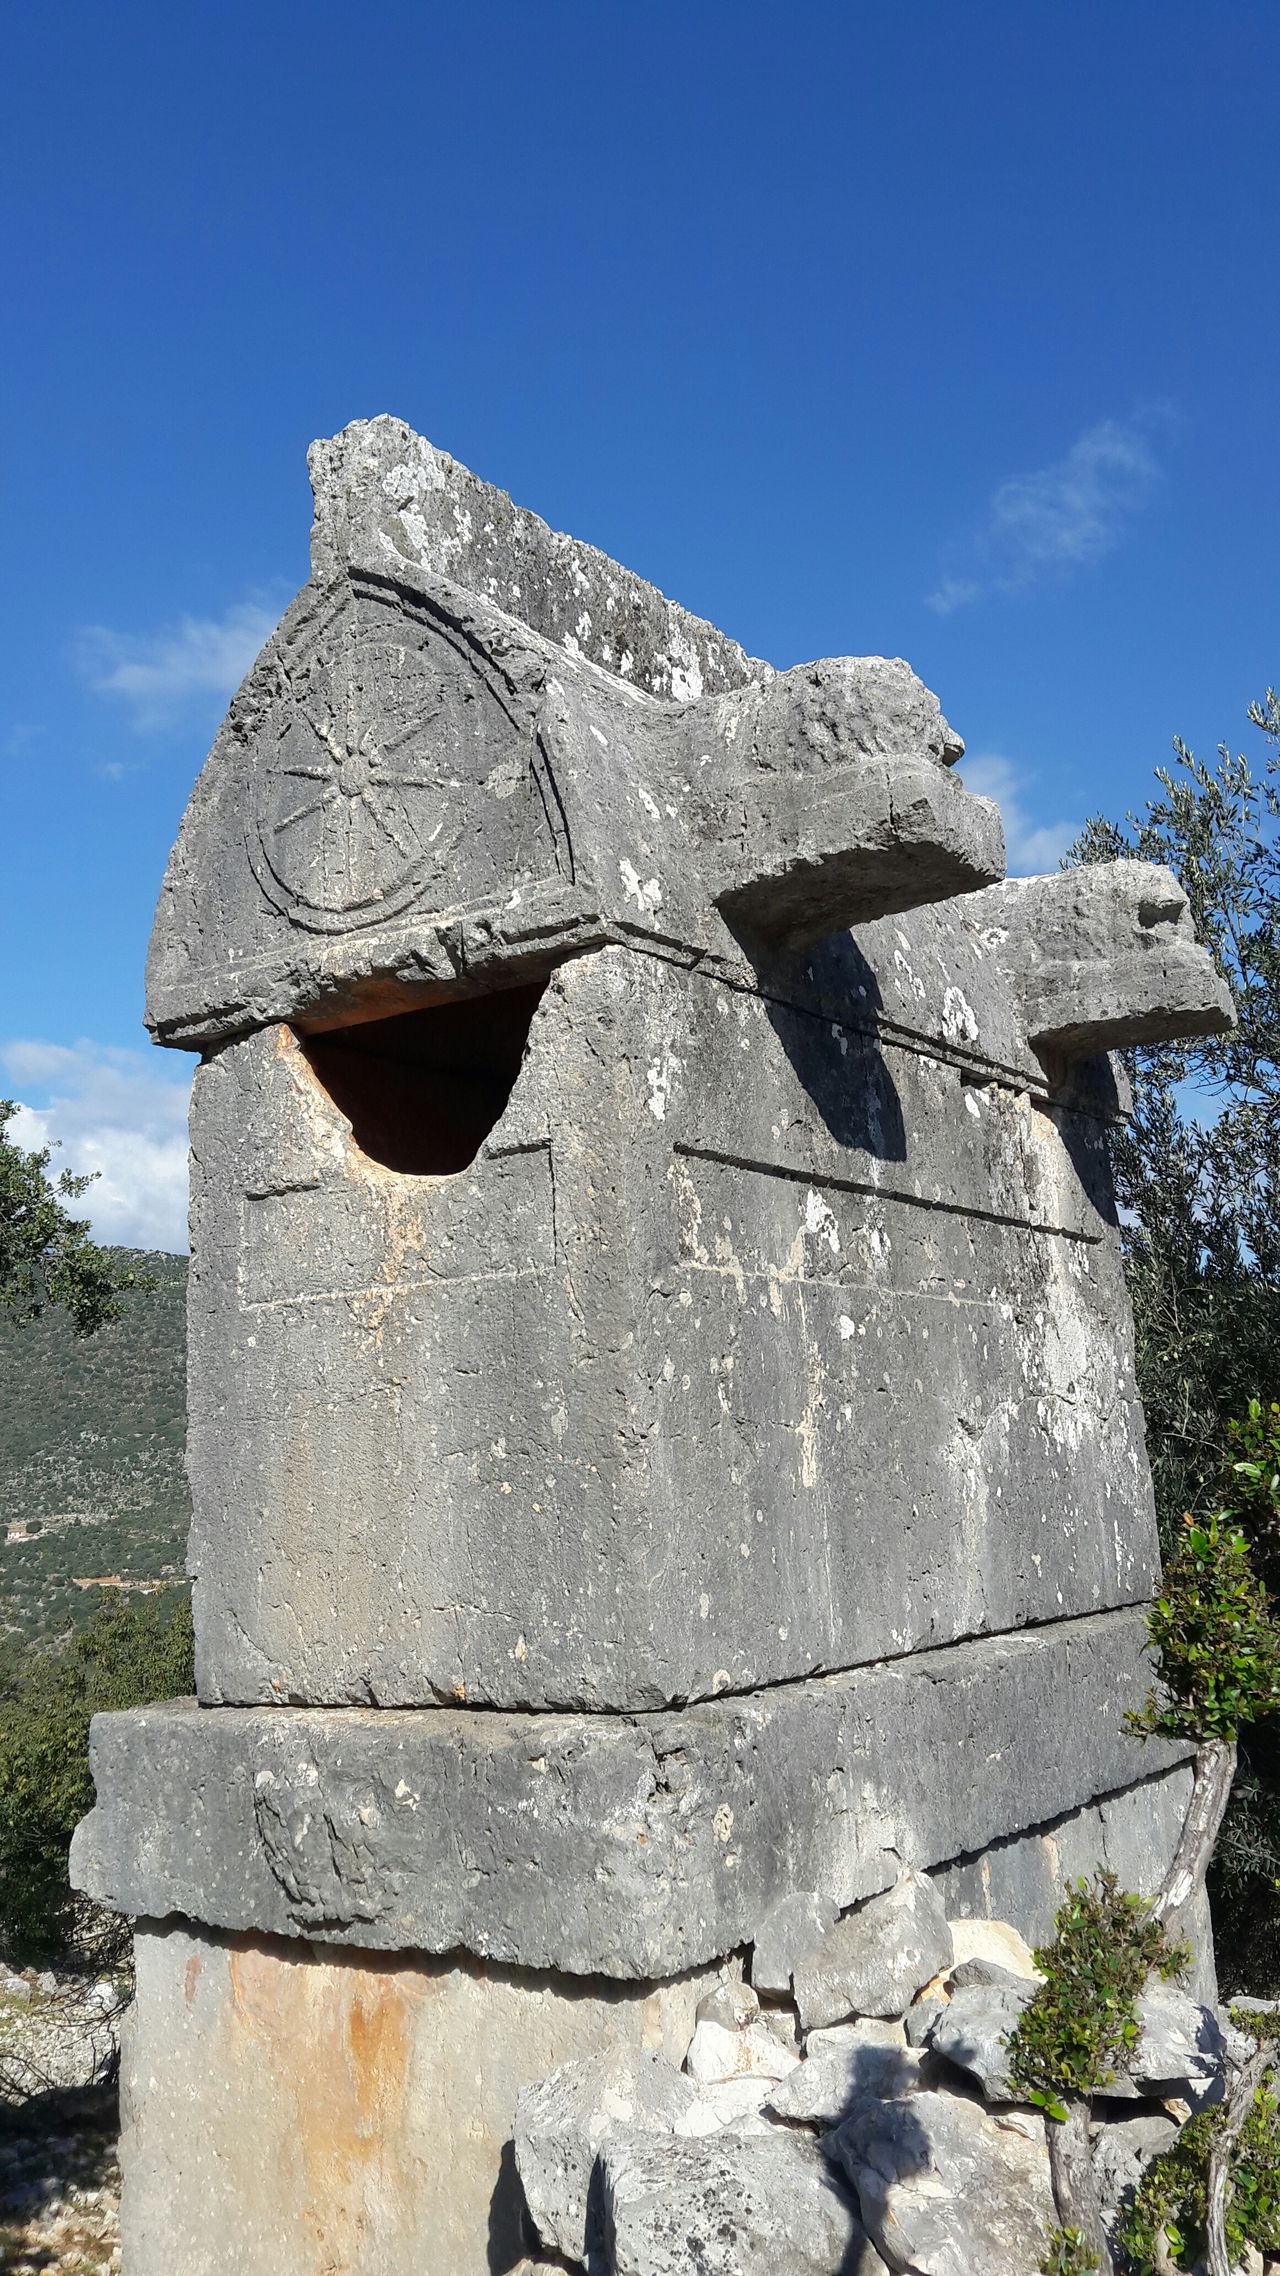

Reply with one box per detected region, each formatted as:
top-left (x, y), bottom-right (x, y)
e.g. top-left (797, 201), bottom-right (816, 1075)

top-left (3, 1), bottom-right (1277, 1249)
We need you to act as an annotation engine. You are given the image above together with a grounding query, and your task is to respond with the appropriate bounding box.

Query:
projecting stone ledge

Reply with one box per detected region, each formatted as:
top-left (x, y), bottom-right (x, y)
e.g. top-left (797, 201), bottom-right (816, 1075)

top-left (71, 1608), bottom-right (1187, 1980)
top-left (968, 860), bottom-right (1235, 1058)
top-left (705, 657), bottom-right (1001, 949)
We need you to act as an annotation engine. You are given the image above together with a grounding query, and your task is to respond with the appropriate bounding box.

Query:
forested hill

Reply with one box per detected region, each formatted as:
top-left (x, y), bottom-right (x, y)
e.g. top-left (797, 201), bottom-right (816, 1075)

top-left (0, 1252), bottom-right (190, 1647)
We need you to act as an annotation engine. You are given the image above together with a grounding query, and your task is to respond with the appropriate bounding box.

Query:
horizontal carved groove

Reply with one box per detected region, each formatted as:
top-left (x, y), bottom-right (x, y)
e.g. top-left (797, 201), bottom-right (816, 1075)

top-left (672, 1141), bottom-right (1102, 1244)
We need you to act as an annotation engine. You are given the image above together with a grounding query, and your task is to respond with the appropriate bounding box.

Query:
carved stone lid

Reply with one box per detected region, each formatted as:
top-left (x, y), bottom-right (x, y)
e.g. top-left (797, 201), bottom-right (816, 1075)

top-left (145, 421), bottom-right (1003, 1048)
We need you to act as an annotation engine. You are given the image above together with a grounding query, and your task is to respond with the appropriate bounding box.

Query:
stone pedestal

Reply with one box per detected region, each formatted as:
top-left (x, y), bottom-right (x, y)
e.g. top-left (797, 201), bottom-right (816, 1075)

top-left (72, 417), bottom-right (1233, 2276)
top-left (118, 1925), bottom-right (717, 2276)
top-left (100, 1761), bottom-right (1208, 2276)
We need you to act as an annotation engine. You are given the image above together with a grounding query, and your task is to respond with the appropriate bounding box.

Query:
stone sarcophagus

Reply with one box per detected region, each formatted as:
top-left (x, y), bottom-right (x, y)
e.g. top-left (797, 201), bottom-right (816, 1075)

top-left (72, 418), bottom-right (1234, 2276)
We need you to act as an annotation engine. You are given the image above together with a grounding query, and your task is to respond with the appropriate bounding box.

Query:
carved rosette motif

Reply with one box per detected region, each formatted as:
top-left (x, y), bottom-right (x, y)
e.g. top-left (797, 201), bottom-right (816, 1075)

top-left (246, 580), bottom-right (563, 935)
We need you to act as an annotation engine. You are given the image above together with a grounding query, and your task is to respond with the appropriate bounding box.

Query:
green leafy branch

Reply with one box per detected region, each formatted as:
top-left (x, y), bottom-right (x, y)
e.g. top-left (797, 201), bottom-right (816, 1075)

top-left (1008, 1873), bottom-right (1189, 2118)
top-left (0, 1100), bottom-right (142, 1334)
top-left (1126, 1509), bottom-right (1280, 1748)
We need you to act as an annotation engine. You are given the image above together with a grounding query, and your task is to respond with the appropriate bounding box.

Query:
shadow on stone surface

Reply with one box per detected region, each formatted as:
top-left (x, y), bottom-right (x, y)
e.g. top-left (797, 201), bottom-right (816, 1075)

top-left (488, 2132), bottom-right (542, 2272)
top-left (755, 938), bottom-right (908, 1162)
top-left (825, 2040), bottom-right (933, 2276)
top-left (1042, 1052), bottom-right (1125, 1231)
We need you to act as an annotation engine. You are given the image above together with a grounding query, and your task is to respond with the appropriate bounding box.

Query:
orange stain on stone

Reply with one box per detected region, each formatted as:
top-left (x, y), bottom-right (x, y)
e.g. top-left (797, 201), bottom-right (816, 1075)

top-left (222, 1939), bottom-right (414, 2272)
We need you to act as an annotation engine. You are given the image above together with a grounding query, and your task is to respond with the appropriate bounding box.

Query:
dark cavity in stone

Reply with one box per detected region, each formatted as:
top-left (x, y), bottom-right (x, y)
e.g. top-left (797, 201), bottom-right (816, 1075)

top-left (300, 979), bottom-right (547, 1176)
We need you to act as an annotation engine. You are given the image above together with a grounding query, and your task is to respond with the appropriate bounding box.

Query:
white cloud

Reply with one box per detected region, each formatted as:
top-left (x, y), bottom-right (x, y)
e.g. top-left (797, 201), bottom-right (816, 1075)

top-left (959, 753), bottom-right (1077, 877)
top-left (1, 1040), bottom-right (192, 1253)
top-left (927, 413), bottom-right (1168, 613)
top-left (78, 596), bottom-right (280, 729)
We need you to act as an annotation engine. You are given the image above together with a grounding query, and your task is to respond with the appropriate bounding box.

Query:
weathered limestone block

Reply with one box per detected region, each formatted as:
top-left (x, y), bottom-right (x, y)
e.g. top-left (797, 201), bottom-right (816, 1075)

top-left (931, 1753), bottom-right (1218, 2001)
top-left (925, 1979), bottom-right (1035, 2100)
top-left (307, 413), bottom-right (768, 700)
top-left (183, 943), bottom-right (1160, 1709)
top-left (1093, 2111), bottom-right (1181, 2236)
top-left (696, 1979), bottom-right (761, 2029)
top-left (750, 1890), bottom-right (838, 1997)
top-left (684, 2076), bottom-right (778, 2132)
top-left (945, 1917), bottom-right (1039, 1978)
top-left (116, 1920), bottom-right (718, 2276)
top-left (964, 861), bottom-right (1236, 1058)
top-left (512, 2045), bottom-right (700, 2264)
top-left (829, 2088), bottom-right (1055, 2276)
top-left (71, 1612), bottom-right (1188, 1977)
top-left (599, 2129), bottom-right (872, 2276)
top-left (904, 1996), bottom-right (946, 2048)
top-left (767, 2021), bottom-right (924, 2124)
top-left (1109, 1979), bottom-right (1229, 2098)
top-left (792, 1870), bottom-right (953, 2029)
top-left (145, 567), bottom-right (998, 1048)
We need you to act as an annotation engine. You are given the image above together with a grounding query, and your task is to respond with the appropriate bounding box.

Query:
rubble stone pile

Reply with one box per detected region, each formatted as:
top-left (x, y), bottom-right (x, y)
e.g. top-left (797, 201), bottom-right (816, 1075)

top-left (513, 1873), bottom-right (1255, 2276)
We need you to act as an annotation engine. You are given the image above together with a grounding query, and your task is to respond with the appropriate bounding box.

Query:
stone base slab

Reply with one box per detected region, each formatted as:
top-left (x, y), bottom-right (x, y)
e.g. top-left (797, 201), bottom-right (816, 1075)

top-left (933, 1757), bottom-right (1216, 2001)
top-left (72, 1608), bottom-right (1186, 1978)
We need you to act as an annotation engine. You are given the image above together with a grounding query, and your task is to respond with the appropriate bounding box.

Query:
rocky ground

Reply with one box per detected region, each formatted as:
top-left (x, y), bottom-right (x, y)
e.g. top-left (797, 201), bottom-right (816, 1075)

top-left (0, 1971), bottom-right (123, 2276)
top-left (0, 2089), bottom-right (120, 2276)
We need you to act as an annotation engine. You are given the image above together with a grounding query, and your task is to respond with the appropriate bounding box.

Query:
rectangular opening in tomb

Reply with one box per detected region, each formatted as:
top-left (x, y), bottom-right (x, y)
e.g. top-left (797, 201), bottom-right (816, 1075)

top-left (298, 979), bottom-right (547, 1175)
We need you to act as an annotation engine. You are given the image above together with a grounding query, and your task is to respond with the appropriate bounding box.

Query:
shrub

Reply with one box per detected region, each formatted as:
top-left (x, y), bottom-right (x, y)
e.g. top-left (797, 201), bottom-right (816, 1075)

top-left (1126, 1509), bottom-right (1280, 1747)
top-left (0, 1591), bottom-right (193, 1963)
top-left (1226, 1397), bottom-right (1280, 1583)
top-left (1005, 1873), bottom-right (1188, 2113)
top-left (1119, 2077), bottom-right (1280, 2273)
top-left (1040, 2230), bottom-right (1100, 2275)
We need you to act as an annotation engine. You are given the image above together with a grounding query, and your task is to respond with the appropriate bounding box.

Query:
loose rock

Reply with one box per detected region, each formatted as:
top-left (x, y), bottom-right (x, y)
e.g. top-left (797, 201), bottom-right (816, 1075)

top-left (946, 1917), bottom-right (1041, 1981)
top-left (600, 2128), bottom-right (881, 2276)
top-left (904, 1996), bottom-right (946, 2049)
top-left (696, 1980), bottom-right (761, 2032)
top-left (1111, 1982), bottom-right (1227, 2098)
top-left (926, 1978), bottom-right (1036, 2101)
top-left (794, 1870), bottom-right (954, 2030)
top-left (1092, 2109), bottom-right (1180, 2228)
top-left (513, 2045), bottom-right (698, 2263)
top-left (768, 2021), bottom-right (924, 2126)
top-left (809, 2019), bottom-right (909, 2058)
top-left (829, 2086), bottom-right (1054, 2276)
top-left (759, 2006), bottom-right (802, 2058)
top-left (947, 1957), bottom-right (1038, 1994)
top-left (686, 2076), bottom-right (778, 2133)
top-left (685, 2018), bottom-right (799, 2087)
top-left (751, 1891), bottom-right (839, 1998)
top-left (0, 2084), bottom-right (120, 2276)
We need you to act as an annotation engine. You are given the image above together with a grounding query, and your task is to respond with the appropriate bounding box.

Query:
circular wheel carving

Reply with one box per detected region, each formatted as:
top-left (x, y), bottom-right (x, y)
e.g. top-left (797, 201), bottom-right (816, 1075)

top-left (247, 585), bottom-right (541, 935)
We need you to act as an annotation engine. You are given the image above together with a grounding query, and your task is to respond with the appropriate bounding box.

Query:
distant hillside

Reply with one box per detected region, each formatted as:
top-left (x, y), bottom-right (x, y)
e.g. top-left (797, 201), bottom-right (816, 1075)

top-left (0, 1252), bottom-right (190, 1647)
